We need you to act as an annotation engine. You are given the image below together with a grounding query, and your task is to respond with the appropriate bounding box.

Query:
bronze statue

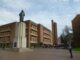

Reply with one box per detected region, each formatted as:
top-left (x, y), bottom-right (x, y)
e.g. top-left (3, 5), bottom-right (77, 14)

top-left (19, 10), bottom-right (25, 22)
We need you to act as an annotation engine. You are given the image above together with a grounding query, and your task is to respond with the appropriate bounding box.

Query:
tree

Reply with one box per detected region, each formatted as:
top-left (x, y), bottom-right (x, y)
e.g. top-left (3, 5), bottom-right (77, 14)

top-left (60, 26), bottom-right (73, 48)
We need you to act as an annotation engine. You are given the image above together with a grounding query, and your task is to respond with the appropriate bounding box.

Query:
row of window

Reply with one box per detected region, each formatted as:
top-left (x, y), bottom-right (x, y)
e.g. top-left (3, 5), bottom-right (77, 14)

top-left (31, 30), bottom-right (37, 35)
top-left (43, 30), bottom-right (51, 35)
top-left (0, 26), bottom-right (10, 31)
top-left (31, 36), bottom-right (37, 42)
top-left (0, 31), bottom-right (11, 36)
top-left (0, 36), bottom-right (10, 42)
top-left (43, 38), bottom-right (51, 42)
top-left (31, 24), bottom-right (37, 30)
top-left (43, 33), bottom-right (51, 39)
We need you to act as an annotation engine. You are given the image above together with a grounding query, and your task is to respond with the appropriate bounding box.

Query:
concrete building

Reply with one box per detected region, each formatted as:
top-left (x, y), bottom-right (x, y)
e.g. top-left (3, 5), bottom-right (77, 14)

top-left (52, 20), bottom-right (58, 46)
top-left (0, 20), bottom-right (53, 48)
top-left (72, 14), bottom-right (80, 47)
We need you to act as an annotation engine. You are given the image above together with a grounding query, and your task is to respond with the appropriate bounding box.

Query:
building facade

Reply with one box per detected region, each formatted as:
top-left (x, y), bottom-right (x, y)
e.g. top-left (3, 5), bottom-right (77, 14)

top-left (38, 24), bottom-right (53, 47)
top-left (25, 20), bottom-right (38, 48)
top-left (72, 14), bottom-right (80, 47)
top-left (0, 22), bottom-right (16, 48)
top-left (0, 20), bottom-right (54, 48)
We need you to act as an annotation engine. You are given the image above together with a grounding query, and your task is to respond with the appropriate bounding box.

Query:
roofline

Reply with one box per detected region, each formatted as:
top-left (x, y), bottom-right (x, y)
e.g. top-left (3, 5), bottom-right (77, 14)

top-left (0, 22), bottom-right (17, 27)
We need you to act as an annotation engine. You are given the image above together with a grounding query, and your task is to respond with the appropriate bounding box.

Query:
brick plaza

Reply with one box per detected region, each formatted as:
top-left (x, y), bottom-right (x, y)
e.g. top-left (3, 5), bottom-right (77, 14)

top-left (0, 48), bottom-right (80, 60)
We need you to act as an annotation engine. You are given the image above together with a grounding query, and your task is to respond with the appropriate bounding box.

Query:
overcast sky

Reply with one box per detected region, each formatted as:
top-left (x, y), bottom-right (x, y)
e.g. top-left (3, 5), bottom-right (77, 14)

top-left (0, 0), bottom-right (80, 36)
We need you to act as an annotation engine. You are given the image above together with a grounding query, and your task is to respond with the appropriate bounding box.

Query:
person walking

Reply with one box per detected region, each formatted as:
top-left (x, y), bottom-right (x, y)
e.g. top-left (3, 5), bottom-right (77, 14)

top-left (68, 41), bottom-right (73, 58)
top-left (68, 45), bottom-right (73, 58)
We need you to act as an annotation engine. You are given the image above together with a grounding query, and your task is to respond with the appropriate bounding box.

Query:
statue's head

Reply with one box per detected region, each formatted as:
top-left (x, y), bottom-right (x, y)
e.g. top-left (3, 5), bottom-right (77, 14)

top-left (21, 10), bottom-right (24, 13)
top-left (19, 10), bottom-right (25, 16)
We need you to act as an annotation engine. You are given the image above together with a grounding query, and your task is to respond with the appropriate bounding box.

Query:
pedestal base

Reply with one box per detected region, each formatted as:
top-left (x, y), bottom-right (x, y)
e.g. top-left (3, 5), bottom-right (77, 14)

top-left (17, 48), bottom-right (33, 52)
top-left (15, 22), bottom-right (27, 48)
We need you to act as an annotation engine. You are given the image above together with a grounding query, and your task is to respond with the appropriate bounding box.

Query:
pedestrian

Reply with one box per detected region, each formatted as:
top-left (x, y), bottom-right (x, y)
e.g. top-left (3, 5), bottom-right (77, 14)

top-left (68, 43), bottom-right (73, 58)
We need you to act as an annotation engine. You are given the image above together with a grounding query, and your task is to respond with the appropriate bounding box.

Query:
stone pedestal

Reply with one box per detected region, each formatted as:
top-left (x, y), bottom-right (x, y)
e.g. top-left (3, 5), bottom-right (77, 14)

top-left (13, 22), bottom-right (32, 52)
top-left (15, 22), bottom-right (26, 48)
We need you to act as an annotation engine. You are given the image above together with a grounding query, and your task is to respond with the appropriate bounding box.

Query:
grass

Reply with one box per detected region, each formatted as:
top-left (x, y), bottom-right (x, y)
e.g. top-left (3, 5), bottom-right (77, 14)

top-left (73, 48), bottom-right (80, 51)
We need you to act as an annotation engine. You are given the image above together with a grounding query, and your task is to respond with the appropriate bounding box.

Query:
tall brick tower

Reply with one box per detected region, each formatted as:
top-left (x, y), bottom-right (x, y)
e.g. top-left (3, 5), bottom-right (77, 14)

top-left (51, 20), bottom-right (57, 46)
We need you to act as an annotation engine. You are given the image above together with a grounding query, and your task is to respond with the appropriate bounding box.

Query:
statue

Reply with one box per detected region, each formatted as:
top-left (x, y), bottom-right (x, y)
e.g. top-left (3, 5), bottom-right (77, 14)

top-left (19, 10), bottom-right (25, 22)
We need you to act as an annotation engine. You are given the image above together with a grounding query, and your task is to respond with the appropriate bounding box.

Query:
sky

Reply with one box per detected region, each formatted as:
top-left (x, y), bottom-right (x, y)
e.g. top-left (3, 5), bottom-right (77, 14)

top-left (0, 0), bottom-right (80, 36)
